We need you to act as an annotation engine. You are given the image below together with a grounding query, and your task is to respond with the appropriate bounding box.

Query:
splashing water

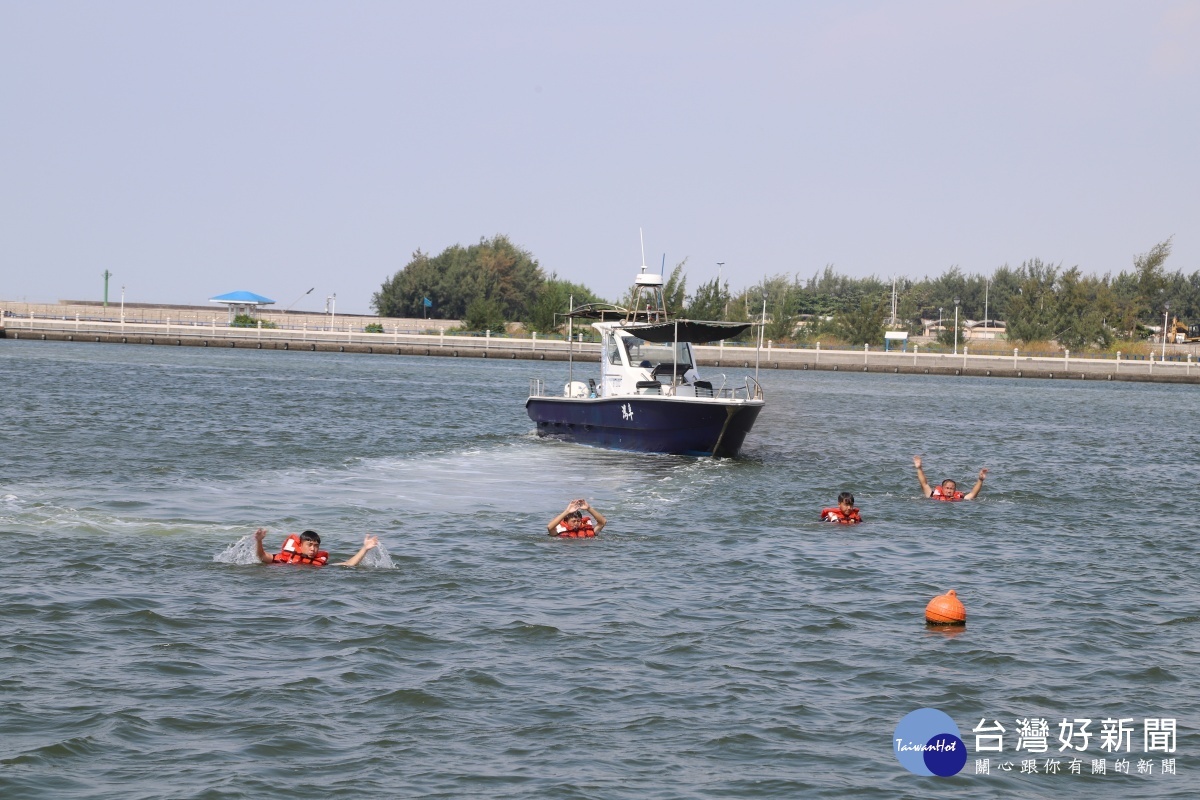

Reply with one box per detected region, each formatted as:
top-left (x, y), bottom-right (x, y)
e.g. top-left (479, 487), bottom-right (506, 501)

top-left (212, 534), bottom-right (261, 565)
top-left (363, 541), bottom-right (396, 569)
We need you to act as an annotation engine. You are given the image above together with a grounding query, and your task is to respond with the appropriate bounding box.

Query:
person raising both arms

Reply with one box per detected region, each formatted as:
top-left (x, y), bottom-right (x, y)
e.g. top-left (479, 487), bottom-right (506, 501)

top-left (913, 456), bottom-right (988, 501)
top-left (820, 491), bottom-right (863, 524)
top-left (254, 528), bottom-right (379, 566)
top-left (547, 499), bottom-right (607, 538)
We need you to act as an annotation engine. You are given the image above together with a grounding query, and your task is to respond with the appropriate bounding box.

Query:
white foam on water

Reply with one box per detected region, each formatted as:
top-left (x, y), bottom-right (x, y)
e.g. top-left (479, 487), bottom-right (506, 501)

top-left (363, 541), bottom-right (396, 569)
top-left (212, 533), bottom-right (262, 565)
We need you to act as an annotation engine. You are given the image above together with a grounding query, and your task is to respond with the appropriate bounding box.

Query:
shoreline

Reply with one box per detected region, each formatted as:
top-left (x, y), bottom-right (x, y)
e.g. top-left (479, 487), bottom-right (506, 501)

top-left (5, 316), bottom-right (1199, 385)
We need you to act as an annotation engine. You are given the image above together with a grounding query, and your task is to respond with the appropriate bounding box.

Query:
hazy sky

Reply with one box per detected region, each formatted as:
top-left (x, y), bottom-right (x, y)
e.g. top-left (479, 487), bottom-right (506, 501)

top-left (2, 1), bottom-right (1197, 314)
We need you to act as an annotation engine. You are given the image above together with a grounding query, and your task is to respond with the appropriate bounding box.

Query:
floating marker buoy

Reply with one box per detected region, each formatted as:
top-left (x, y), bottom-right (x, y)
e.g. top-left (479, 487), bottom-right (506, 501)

top-left (925, 589), bottom-right (966, 626)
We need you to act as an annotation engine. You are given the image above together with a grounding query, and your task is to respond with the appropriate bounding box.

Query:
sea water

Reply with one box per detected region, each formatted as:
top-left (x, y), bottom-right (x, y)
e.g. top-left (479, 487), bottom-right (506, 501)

top-left (1, 339), bottom-right (1197, 799)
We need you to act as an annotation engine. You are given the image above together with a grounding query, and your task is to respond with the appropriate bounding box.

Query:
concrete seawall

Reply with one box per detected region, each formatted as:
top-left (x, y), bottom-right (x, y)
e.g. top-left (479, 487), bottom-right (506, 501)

top-left (4, 316), bottom-right (1199, 385)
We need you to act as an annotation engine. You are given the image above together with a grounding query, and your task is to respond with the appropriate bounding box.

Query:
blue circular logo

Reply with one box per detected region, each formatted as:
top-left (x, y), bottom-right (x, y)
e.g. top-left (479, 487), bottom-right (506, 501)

top-left (893, 708), bottom-right (967, 776)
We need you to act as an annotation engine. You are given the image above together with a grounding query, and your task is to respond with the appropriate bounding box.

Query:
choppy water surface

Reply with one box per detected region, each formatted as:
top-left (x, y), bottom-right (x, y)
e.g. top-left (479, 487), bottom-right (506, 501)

top-left (2, 340), bottom-right (1198, 799)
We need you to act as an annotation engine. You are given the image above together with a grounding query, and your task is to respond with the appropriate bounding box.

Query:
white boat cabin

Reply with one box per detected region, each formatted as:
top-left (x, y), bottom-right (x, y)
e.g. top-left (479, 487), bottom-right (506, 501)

top-left (558, 265), bottom-right (745, 400)
top-left (560, 323), bottom-right (716, 399)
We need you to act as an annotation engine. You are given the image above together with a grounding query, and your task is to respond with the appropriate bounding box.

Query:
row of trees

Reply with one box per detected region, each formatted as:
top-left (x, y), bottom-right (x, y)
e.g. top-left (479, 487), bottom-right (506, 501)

top-left (635, 239), bottom-right (1196, 348)
top-left (373, 236), bottom-right (1198, 348)
top-left (371, 235), bottom-right (604, 333)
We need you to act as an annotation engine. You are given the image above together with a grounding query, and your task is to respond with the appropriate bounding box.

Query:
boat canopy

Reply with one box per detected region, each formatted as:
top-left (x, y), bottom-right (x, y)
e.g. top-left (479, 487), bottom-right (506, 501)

top-left (565, 303), bottom-right (641, 321)
top-left (623, 320), bottom-right (751, 344)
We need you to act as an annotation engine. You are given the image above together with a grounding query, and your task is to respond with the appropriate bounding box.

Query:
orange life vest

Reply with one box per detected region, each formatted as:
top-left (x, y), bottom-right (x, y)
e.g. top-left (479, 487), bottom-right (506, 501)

top-left (554, 517), bottom-right (596, 538)
top-left (820, 506), bottom-right (862, 524)
top-left (930, 486), bottom-right (965, 502)
top-left (272, 533), bottom-right (330, 566)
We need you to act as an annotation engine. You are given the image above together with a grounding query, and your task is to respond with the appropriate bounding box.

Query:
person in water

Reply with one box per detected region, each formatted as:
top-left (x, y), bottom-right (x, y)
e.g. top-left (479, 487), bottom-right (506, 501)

top-left (254, 528), bottom-right (379, 566)
top-left (547, 499), bottom-right (607, 538)
top-left (913, 456), bottom-right (988, 501)
top-left (820, 491), bottom-right (862, 524)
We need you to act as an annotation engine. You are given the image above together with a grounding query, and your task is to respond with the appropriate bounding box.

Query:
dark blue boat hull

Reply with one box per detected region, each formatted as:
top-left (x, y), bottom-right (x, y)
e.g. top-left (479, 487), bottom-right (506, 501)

top-left (525, 396), bottom-right (763, 458)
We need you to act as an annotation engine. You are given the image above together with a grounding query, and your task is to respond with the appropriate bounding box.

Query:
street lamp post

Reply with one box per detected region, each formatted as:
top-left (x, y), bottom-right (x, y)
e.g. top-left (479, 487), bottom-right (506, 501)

top-left (717, 262), bottom-right (727, 319)
top-left (121, 284), bottom-right (126, 323)
top-left (938, 307), bottom-right (943, 343)
top-left (984, 278), bottom-right (990, 330)
top-left (103, 270), bottom-right (112, 309)
top-left (953, 296), bottom-right (960, 355)
top-left (1163, 304), bottom-right (1170, 359)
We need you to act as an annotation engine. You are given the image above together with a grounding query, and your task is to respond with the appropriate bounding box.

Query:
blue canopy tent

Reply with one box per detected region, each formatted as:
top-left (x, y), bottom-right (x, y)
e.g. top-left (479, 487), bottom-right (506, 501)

top-left (209, 291), bottom-right (276, 323)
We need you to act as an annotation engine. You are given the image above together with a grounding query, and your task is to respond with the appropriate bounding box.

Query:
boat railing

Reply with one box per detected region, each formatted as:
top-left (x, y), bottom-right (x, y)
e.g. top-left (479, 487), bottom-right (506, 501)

top-left (718, 376), bottom-right (762, 401)
top-left (529, 378), bottom-right (546, 398)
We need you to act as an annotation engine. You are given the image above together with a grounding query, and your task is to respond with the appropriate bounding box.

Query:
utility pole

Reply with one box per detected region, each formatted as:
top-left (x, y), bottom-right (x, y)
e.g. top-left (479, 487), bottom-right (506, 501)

top-left (103, 270), bottom-right (112, 308)
top-left (891, 277), bottom-right (898, 327)
top-left (984, 278), bottom-right (990, 330)
top-left (1163, 304), bottom-right (1170, 359)
top-left (953, 297), bottom-right (960, 355)
top-left (717, 262), bottom-right (726, 319)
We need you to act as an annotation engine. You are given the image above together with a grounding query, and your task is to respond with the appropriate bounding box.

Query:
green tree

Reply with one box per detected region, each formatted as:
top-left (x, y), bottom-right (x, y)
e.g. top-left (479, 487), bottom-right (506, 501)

top-left (523, 276), bottom-right (605, 334)
top-left (926, 266), bottom-right (968, 316)
top-left (686, 277), bottom-right (731, 320)
top-left (372, 235), bottom-right (545, 320)
top-left (936, 318), bottom-right (966, 348)
top-left (1132, 238), bottom-right (1172, 320)
top-left (1005, 259), bottom-right (1060, 343)
top-left (1108, 239), bottom-right (1175, 336)
top-left (764, 300), bottom-right (797, 342)
top-left (662, 262), bottom-right (687, 315)
top-left (372, 249), bottom-right (435, 317)
top-left (836, 295), bottom-right (888, 345)
top-left (1167, 270), bottom-right (1200, 322)
top-left (986, 265), bottom-right (1022, 325)
top-left (1054, 268), bottom-right (1115, 350)
top-left (462, 297), bottom-right (508, 332)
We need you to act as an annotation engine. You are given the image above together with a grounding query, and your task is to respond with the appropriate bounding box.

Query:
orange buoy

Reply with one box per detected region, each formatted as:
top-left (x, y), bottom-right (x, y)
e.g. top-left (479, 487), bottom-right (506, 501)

top-left (925, 589), bottom-right (966, 626)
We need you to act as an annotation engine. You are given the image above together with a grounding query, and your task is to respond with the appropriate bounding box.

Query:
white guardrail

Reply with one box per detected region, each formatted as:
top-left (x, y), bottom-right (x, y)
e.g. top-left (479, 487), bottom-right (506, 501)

top-left (5, 313), bottom-right (1199, 378)
top-left (2, 313), bottom-right (599, 353)
top-left (761, 341), bottom-right (1198, 377)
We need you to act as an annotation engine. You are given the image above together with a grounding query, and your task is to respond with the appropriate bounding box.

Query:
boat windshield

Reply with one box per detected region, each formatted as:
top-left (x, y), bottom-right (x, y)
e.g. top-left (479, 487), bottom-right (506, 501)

top-left (623, 337), bottom-right (691, 367)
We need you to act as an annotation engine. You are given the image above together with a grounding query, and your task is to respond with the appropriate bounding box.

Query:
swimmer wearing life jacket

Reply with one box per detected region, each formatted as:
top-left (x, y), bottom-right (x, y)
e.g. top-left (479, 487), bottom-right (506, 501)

top-left (820, 491), bottom-right (863, 524)
top-left (253, 528), bottom-right (379, 566)
top-left (547, 499), bottom-right (607, 538)
top-left (913, 456), bottom-right (988, 501)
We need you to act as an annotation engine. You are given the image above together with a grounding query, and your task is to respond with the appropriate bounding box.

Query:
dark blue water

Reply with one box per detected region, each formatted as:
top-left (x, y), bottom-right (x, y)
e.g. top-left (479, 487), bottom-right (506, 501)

top-left (2, 340), bottom-right (1197, 798)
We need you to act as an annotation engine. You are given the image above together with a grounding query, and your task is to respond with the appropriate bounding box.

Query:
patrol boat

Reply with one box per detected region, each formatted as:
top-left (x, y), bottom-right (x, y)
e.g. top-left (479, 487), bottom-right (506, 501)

top-left (525, 267), bottom-right (765, 458)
